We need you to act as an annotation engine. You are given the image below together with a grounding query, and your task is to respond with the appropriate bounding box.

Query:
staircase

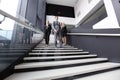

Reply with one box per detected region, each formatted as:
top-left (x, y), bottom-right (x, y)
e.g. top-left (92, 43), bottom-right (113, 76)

top-left (4, 44), bottom-right (120, 80)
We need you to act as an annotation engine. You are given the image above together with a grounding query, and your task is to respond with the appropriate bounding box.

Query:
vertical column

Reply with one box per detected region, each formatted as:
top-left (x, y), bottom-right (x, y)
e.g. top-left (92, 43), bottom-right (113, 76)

top-left (25, 0), bottom-right (38, 26)
top-left (11, 0), bottom-right (29, 44)
top-left (37, 0), bottom-right (46, 32)
top-left (111, 0), bottom-right (120, 26)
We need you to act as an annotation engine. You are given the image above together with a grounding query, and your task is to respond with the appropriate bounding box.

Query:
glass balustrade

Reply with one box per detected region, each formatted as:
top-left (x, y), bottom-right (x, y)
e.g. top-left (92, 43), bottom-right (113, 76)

top-left (0, 10), bottom-right (44, 73)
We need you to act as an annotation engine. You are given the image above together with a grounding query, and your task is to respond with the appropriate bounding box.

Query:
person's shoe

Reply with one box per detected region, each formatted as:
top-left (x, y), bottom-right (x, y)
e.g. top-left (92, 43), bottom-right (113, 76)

top-left (63, 44), bottom-right (66, 46)
top-left (45, 45), bottom-right (48, 47)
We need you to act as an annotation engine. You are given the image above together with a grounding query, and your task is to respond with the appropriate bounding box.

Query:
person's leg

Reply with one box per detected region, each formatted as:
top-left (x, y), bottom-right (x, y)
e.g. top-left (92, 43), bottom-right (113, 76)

top-left (46, 33), bottom-right (49, 45)
top-left (48, 34), bottom-right (50, 45)
top-left (58, 33), bottom-right (62, 48)
top-left (62, 37), bottom-right (65, 45)
top-left (64, 36), bottom-right (67, 45)
top-left (54, 33), bottom-right (57, 47)
top-left (45, 32), bottom-right (47, 45)
top-left (62, 37), bottom-right (64, 44)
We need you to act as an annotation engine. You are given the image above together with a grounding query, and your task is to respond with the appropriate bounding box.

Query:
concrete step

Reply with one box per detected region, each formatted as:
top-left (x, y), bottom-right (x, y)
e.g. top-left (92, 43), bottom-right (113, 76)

top-left (36, 45), bottom-right (73, 48)
top-left (5, 62), bottom-right (120, 80)
top-left (34, 47), bottom-right (78, 50)
top-left (15, 58), bottom-right (107, 70)
top-left (24, 54), bottom-right (97, 61)
top-left (31, 49), bottom-right (83, 52)
top-left (29, 52), bottom-right (89, 55)
top-left (74, 69), bottom-right (120, 80)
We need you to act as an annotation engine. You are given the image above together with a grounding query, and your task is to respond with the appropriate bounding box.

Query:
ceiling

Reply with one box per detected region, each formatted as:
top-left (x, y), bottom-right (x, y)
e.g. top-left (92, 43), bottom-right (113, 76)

top-left (46, 0), bottom-right (78, 7)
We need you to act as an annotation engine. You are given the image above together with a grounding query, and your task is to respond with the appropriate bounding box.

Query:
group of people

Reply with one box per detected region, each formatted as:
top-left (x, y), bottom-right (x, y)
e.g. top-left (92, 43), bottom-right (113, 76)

top-left (45, 16), bottom-right (67, 48)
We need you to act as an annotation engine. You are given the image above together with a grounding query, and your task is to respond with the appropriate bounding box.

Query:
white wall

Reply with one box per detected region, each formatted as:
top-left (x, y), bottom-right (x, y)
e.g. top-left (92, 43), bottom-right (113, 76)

top-left (46, 15), bottom-right (75, 25)
top-left (74, 0), bottom-right (120, 29)
top-left (74, 0), bottom-right (103, 26)
top-left (93, 0), bottom-right (120, 29)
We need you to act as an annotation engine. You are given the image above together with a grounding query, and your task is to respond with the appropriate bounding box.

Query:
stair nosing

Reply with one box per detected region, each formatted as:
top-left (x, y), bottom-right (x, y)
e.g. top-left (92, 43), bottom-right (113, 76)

top-left (15, 58), bottom-right (108, 70)
top-left (23, 54), bottom-right (97, 60)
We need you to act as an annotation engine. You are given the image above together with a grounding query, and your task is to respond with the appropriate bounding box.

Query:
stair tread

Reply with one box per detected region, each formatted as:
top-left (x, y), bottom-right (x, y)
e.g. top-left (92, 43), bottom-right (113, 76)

top-left (32, 49), bottom-right (83, 52)
top-left (5, 62), bottom-right (120, 80)
top-left (15, 58), bottom-right (107, 69)
top-left (34, 48), bottom-right (78, 50)
top-left (24, 54), bottom-right (97, 60)
top-left (29, 52), bottom-right (89, 55)
top-left (36, 45), bottom-right (73, 48)
top-left (36, 46), bottom-right (74, 48)
top-left (75, 69), bottom-right (120, 80)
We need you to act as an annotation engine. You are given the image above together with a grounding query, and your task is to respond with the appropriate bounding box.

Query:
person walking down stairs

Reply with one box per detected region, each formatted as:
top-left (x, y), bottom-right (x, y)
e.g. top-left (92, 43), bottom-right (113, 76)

top-left (45, 20), bottom-right (51, 46)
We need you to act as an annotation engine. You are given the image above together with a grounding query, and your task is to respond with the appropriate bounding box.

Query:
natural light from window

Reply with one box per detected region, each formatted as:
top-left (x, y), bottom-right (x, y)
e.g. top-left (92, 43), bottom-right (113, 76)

top-left (0, 0), bottom-right (19, 30)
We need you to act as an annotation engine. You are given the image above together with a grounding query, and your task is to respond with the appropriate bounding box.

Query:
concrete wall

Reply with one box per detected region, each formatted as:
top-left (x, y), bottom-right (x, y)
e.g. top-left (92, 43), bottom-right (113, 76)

top-left (111, 0), bottom-right (120, 26)
top-left (25, 0), bottom-right (38, 26)
top-left (37, 0), bottom-right (46, 31)
top-left (68, 0), bottom-right (120, 63)
top-left (67, 29), bottom-right (120, 63)
top-left (93, 0), bottom-right (119, 29)
top-left (74, 0), bottom-right (120, 29)
top-left (74, 0), bottom-right (103, 26)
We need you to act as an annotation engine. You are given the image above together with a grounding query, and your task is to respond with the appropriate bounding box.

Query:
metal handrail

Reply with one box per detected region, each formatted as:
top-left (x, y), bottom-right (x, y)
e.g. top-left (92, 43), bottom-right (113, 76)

top-left (0, 9), bottom-right (43, 34)
top-left (67, 33), bottom-right (120, 37)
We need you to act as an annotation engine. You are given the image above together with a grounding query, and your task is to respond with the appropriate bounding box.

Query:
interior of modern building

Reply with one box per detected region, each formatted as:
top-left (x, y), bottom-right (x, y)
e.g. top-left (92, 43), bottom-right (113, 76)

top-left (0, 0), bottom-right (120, 80)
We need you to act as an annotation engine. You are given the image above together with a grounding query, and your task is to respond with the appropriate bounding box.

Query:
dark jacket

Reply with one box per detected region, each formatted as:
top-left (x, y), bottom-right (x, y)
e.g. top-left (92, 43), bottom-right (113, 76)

top-left (61, 26), bottom-right (67, 37)
top-left (45, 24), bottom-right (51, 35)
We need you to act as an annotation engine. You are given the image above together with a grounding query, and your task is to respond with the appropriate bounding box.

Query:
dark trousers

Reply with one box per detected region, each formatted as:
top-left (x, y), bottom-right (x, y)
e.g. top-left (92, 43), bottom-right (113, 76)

top-left (45, 32), bottom-right (50, 45)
